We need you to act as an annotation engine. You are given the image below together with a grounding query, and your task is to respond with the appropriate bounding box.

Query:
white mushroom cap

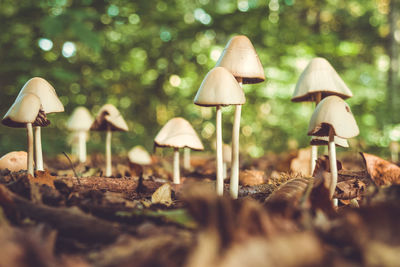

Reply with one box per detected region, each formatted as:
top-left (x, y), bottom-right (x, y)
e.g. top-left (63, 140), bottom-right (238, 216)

top-left (2, 93), bottom-right (42, 128)
top-left (310, 136), bottom-right (349, 148)
top-left (291, 57), bottom-right (353, 102)
top-left (194, 67), bottom-right (245, 107)
top-left (16, 77), bottom-right (64, 114)
top-left (216, 35), bottom-right (265, 84)
top-left (67, 106), bottom-right (93, 132)
top-left (223, 144), bottom-right (232, 163)
top-left (154, 117), bottom-right (204, 150)
top-left (308, 95), bottom-right (359, 139)
top-left (128, 145), bottom-right (152, 165)
top-left (90, 104), bottom-right (129, 132)
top-left (0, 151), bottom-right (28, 172)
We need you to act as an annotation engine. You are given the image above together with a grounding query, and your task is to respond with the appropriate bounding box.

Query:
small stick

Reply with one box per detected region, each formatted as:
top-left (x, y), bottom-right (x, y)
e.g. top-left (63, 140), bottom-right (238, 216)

top-left (62, 152), bottom-right (81, 185)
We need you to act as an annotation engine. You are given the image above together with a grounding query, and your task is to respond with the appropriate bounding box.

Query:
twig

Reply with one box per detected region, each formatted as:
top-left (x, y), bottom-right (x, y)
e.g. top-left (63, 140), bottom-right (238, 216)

top-left (62, 152), bottom-right (81, 185)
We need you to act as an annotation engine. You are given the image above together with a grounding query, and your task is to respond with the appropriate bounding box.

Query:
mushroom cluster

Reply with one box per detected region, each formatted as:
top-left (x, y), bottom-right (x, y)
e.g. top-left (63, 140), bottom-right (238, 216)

top-left (194, 35), bottom-right (265, 198)
top-left (2, 77), bottom-right (63, 176)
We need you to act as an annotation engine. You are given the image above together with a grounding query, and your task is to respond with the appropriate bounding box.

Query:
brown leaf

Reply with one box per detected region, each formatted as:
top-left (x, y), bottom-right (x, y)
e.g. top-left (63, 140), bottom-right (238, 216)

top-left (360, 152), bottom-right (400, 186)
top-left (31, 169), bottom-right (56, 189)
top-left (239, 170), bottom-right (265, 186)
top-left (290, 147), bottom-right (311, 175)
top-left (334, 179), bottom-right (366, 200)
top-left (264, 178), bottom-right (310, 207)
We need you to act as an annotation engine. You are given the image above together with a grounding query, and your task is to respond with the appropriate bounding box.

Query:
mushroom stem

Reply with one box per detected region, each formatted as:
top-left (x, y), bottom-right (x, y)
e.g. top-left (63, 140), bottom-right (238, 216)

top-left (223, 162), bottom-right (227, 179)
top-left (183, 147), bottom-right (191, 170)
top-left (328, 127), bottom-right (338, 203)
top-left (310, 145), bottom-right (318, 176)
top-left (105, 125), bottom-right (112, 177)
top-left (173, 148), bottom-right (180, 184)
top-left (34, 127), bottom-right (44, 171)
top-left (310, 93), bottom-right (322, 176)
top-left (26, 123), bottom-right (34, 177)
top-left (78, 131), bottom-right (87, 163)
top-left (216, 105), bottom-right (223, 195)
top-left (230, 104), bottom-right (241, 199)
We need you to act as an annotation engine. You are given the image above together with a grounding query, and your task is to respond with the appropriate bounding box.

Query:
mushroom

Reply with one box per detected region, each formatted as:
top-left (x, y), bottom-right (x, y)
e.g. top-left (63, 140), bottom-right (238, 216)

top-left (194, 67), bottom-right (245, 195)
top-left (90, 104), bottom-right (129, 177)
top-left (183, 148), bottom-right (191, 170)
top-left (2, 93), bottom-right (50, 176)
top-left (0, 151), bottom-right (28, 172)
top-left (66, 107), bottom-right (93, 163)
top-left (16, 77), bottom-right (64, 171)
top-left (222, 144), bottom-right (232, 179)
top-left (292, 57), bottom-right (353, 175)
top-left (310, 136), bottom-right (349, 148)
top-left (128, 145), bottom-right (152, 165)
top-left (389, 141), bottom-right (399, 163)
top-left (154, 117), bottom-right (203, 184)
top-left (215, 35), bottom-right (265, 199)
top-left (308, 95), bottom-right (359, 203)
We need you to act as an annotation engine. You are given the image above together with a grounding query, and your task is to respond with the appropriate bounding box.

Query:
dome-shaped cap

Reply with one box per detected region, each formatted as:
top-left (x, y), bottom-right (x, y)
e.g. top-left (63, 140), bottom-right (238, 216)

top-left (0, 151), bottom-right (28, 172)
top-left (194, 67), bottom-right (245, 107)
top-left (310, 136), bottom-right (349, 148)
top-left (16, 77), bottom-right (64, 114)
top-left (128, 145), bottom-right (152, 165)
top-left (308, 96), bottom-right (359, 139)
top-left (216, 35), bottom-right (265, 84)
top-left (154, 117), bottom-right (204, 150)
top-left (90, 104), bottom-right (129, 132)
top-left (67, 107), bottom-right (93, 131)
top-left (291, 57), bottom-right (353, 102)
top-left (223, 144), bottom-right (232, 163)
top-left (2, 93), bottom-right (46, 128)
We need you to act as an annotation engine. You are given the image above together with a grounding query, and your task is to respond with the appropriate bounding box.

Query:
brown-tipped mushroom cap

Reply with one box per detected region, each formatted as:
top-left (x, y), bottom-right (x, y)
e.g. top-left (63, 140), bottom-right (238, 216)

top-left (154, 117), bottom-right (204, 150)
top-left (16, 77), bottom-right (64, 114)
top-left (67, 107), bottom-right (93, 132)
top-left (308, 96), bottom-right (359, 139)
top-left (223, 144), bottom-right (232, 163)
top-left (291, 57), bottom-right (353, 102)
top-left (194, 67), bottom-right (245, 107)
top-left (2, 93), bottom-right (44, 128)
top-left (310, 136), bottom-right (349, 148)
top-left (90, 104), bottom-right (129, 132)
top-left (128, 145), bottom-right (152, 165)
top-left (216, 35), bottom-right (265, 84)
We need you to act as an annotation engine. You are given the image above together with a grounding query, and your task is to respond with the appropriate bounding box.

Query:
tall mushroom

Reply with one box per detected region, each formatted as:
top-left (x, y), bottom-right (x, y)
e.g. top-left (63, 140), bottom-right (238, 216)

top-left (222, 144), bottom-right (232, 179)
top-left (90, 104), bottom-right (129, 177)
top-left (16, 77), bottom-right (64, 171)
top-left (292, 57), bottom-right (353, 175)
top-left (2, 93), bottom-right (50, 176)
top-left (194, 67), bottom-right (245, 195)
top-left (66, 107), bottom-right (93, 163)
top-left (154, 117), bottom-right (203, 184)
top-left (215, 35), bottom-right (265, 199)
top-left (308, 96), bottom-right (359, 203)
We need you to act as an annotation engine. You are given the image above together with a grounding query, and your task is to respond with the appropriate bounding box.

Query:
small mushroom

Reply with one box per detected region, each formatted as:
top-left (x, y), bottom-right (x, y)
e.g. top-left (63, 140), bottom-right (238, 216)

top-left (16, 77), bottom-right (64, 171)
top-left (154, 117), bottom-right (203, 184)
top-left (215, 35), bottom-right (265, 199)
top-left (389, 141), bottom-right (400, 163)
top-left (2, 93), bottom-right (50, 176)
top-left (128, 145), bottom-right (152, 165)
top-left (194, 67), bottom-right (245, 195)
top-left (90, 104), bottom-right (129, 177)
top-left (308, 96), bottom-right (359, 203)
top-left (222, 144), bottom-right (232, 179)
top-left (292, 57), bottom-right (353, 175)
top-left (183, 147), bottom-right (191, 170)
top-left (66, 107), bottom-right (93, 163)
top-left (0, 151), bottom-right (28, 172)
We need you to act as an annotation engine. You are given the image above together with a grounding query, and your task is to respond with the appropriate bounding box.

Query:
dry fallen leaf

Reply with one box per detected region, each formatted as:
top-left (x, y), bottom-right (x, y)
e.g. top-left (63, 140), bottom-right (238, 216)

top-left (239, 170), bottom-right (265, 186)
top-left (151, 183), bottom-right (173, 206)
top-left (334, 179), bottom-right (366, 200)
top-left (360, 152), bottom-right (400, 186)
top-left (290, 147), bottom-right (312, 176)
top-left (31, 169), bottom-right (56, 189)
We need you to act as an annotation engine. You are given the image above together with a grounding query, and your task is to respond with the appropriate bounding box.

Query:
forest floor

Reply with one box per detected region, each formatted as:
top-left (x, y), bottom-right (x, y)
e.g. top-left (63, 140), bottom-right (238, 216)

top-left (0, 149), bottom-right (399, 267)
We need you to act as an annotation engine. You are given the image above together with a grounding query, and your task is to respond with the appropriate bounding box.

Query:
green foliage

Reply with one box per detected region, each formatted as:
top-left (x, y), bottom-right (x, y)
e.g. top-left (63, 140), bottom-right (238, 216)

top-left (0, 0), bottom-right (395, 158)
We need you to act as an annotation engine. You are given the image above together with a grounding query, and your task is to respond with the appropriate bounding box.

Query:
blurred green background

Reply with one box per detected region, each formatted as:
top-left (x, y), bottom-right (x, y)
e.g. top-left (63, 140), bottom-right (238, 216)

top-left (0, 0), bottom-right (399, 158)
